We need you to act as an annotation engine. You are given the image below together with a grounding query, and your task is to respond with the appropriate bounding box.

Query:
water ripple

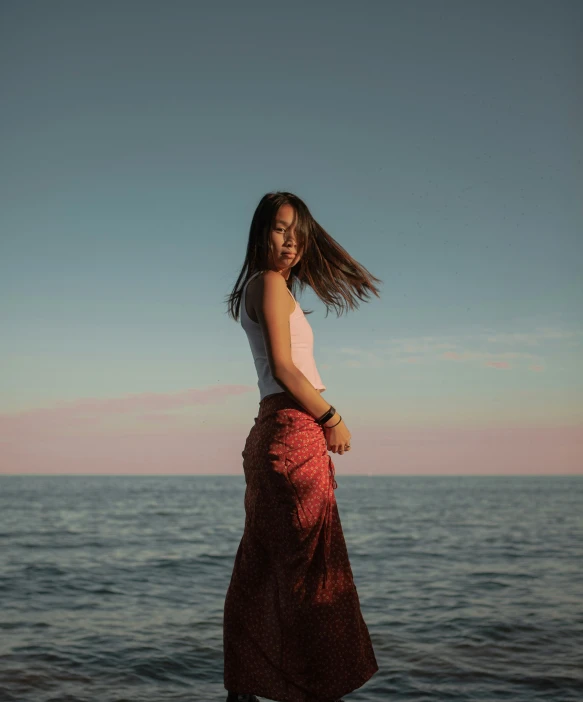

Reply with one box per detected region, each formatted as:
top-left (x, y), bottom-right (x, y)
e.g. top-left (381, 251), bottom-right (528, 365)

top-left (0, 474), bottom-right (581, 702)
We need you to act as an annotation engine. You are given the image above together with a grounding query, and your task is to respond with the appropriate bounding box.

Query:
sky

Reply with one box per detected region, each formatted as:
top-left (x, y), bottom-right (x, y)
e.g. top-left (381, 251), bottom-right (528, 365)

top-left (1, 0), bottom-right (581, 475)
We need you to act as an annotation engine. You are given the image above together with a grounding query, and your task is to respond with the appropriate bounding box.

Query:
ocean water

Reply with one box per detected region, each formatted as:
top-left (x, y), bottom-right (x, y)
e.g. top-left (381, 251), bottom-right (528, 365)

top-left (0, 474), bottom-right (581, 702)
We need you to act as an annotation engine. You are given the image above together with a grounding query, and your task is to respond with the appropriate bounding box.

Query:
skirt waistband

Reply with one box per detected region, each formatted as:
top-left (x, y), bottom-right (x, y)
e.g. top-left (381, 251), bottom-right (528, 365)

top-left (258, 391), bottom-right (307, 416)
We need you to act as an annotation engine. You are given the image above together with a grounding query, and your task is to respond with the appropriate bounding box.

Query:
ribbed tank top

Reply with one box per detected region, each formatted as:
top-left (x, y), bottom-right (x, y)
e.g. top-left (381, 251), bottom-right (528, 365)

top-left (241, 271), bottom-right (326, 401)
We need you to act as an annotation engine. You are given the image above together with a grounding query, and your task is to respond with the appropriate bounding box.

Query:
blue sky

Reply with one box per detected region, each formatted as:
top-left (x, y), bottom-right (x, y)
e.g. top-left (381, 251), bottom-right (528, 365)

top-left (1, 1), bottom-right (581, 474)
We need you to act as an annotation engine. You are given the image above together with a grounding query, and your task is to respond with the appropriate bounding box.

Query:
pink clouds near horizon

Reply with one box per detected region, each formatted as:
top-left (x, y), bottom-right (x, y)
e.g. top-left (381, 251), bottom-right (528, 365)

top-left (0, 385), bottom-right (581, 475)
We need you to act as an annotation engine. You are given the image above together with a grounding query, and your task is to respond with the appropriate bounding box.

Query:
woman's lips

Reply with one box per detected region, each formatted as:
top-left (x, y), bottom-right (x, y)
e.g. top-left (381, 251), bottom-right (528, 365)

top-left (282, 253), bottom-right (295, 258)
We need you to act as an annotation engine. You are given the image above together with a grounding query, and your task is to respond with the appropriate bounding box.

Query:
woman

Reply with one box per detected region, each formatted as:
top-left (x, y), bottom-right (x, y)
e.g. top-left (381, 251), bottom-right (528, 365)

top-left (223, 192), bottom-right (382, 702)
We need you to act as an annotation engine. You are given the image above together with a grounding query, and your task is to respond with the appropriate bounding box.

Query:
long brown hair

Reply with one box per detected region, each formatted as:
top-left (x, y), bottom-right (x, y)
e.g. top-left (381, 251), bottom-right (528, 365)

top-left (224, 191), bottom-right (383, 320)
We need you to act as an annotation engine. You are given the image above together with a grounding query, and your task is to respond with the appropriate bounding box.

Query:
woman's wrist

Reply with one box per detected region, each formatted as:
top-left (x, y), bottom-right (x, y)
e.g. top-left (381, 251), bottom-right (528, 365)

top-left (323, 412), bottom-right (341, 428)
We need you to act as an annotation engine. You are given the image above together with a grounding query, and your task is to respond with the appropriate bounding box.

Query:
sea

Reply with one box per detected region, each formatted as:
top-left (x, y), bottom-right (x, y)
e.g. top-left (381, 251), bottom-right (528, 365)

top-left (0, 474), bottom-right (581, 702)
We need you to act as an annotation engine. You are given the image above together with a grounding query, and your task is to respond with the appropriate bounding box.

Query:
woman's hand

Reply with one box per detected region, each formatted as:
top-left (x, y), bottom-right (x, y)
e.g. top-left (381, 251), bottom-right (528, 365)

top-left (324, 416), bottom-right (351, 455)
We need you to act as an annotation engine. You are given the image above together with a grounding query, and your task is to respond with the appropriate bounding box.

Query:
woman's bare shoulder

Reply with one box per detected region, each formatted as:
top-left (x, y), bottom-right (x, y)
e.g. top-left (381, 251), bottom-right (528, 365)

top-left (249, 271), bottom-right (294, 316)
top-left (251, 270), bottom-right (287, 297)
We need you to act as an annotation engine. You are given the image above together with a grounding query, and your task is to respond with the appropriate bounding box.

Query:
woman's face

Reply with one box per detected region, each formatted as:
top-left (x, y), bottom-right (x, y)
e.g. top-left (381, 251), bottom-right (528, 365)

top-left (268, 203), bottom-right (301, 274)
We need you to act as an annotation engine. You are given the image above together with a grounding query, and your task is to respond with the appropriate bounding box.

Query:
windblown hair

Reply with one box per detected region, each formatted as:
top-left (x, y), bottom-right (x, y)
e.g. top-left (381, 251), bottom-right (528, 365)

top-left (224, 191), bottom-right (383, 321)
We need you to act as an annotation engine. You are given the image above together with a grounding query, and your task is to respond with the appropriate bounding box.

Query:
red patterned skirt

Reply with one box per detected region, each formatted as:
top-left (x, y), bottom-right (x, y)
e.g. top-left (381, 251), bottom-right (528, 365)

top-left (223, 392), bottom-right (378, 702)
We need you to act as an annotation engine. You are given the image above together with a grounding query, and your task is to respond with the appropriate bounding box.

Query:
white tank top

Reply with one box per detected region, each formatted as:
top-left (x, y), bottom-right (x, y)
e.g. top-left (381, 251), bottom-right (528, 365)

top-left (241, 271), bottom-right (326, 400)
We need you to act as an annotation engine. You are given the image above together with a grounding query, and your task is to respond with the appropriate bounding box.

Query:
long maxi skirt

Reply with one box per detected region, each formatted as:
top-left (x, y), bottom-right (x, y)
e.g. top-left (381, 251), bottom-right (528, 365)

top-left (223, 392), bottom-right (378, 702)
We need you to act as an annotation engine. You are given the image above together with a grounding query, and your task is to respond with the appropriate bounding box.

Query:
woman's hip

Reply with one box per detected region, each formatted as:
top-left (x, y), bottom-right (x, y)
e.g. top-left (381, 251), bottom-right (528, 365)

top-left (245, 392), bottom-right (328, 465)
top-left (242, 393), bottom-right (337, 525)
